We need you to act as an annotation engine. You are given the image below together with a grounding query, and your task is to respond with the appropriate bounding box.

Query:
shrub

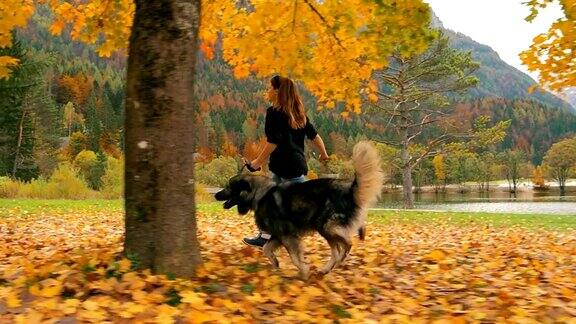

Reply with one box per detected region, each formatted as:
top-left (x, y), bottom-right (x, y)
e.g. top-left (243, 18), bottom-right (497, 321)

top-left (74, 150), bottom-right (106, 190)
top-left (101, 156), bottom-right (124, 199)
top-left (195, 183), bottom-right (214, 203)
top-left (195, 156), bottom-right (239, 187)
top-left (46, 163), bottom-right (95, 199)
top-left (324, 155), bottom-right (354, 179)
top-left (0, 164), bottom-right (96, 199)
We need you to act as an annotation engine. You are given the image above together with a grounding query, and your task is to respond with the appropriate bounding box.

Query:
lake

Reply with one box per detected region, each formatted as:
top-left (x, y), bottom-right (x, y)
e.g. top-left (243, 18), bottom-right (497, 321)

top-left (377, 190), bottom-right (576, 215)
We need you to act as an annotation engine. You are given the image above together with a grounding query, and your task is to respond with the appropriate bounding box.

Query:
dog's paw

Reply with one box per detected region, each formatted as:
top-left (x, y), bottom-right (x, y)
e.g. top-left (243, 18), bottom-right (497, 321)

top-left (318, 266), bottom-right (333, 275)
top-left (299, 268), bottom-right (311, 281)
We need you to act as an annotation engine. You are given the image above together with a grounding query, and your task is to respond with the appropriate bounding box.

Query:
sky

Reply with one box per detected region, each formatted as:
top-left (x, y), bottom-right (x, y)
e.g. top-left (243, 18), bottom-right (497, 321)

top-left (425, 0), bottom-right (563, 82)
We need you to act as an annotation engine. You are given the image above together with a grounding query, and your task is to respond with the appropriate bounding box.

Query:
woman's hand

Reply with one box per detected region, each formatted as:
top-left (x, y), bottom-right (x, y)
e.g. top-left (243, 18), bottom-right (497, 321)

top-left (250, 159), bottom-right (263, 170)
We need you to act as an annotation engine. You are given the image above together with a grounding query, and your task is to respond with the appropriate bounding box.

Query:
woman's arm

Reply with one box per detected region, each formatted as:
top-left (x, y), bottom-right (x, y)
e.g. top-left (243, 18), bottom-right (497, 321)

top-left (250, 142), bottom-right (277, 169)
top-left (311, 135), bottom-right (330, 161)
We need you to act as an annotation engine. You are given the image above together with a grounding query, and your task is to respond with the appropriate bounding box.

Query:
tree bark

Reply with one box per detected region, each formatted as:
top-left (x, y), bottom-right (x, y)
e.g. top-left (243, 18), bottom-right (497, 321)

top-left (402, 164), bottom-right (414, 209)
top-left (400, 127), bottom-right (414, 209)
top-left (558, 169), bottom-right (567, 196)
top-left (124, 0), bottom-right (202, 277)
top-left (12, 109), bottom-right (27, 179)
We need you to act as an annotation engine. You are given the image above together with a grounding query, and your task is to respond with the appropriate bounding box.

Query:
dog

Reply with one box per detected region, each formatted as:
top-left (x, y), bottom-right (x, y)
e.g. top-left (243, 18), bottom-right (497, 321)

top-left (214, 141), bottom-right (384, 279)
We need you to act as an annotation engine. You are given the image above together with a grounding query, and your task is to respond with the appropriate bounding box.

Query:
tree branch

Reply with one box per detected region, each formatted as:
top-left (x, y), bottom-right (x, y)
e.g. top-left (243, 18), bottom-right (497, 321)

top-left (292, 0), bottom-right (298, 32)
top-left (409, 134), bottom-right (451, 168)
top-left (374, 138), bottom-right (401, 147)
top-left (302, 0), bottom-right (344, 48)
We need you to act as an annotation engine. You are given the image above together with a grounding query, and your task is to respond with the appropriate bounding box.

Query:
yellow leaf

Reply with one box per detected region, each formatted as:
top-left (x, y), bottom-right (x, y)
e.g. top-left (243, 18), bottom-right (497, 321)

top-left (6, 291), bottom-right (21, 308)
top-left (223, 299), bottom-right (239, 311)
top-left (425, 249), bottom-right (447, 262)
top-left (155, 304), bottom-right (180, 324)
top-left (60, 298), bottom-right (81, 315)
top-left (185, 310), bottom-right (210, 323)
top-left (0, 56), bottom-right (20, 80)
top-left (368, 93), bottom-right (379, 102)
top-left (49, 20), bottom-right (65, 35)
top-left (118, 258), bottom-right (131, 272)
top-left (180, 290), bottom-right (206, 309)
top-left (303, 286), bottom-right (323, 297)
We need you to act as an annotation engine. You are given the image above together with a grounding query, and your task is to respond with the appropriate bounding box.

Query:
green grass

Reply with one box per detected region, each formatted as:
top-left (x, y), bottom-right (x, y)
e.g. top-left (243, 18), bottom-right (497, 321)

top-left (0, 199), bottom-right (123, 216)
top-left (1, 199), bottom-right (574, 231)
top-left (370, 209), bottom-right (576, 231)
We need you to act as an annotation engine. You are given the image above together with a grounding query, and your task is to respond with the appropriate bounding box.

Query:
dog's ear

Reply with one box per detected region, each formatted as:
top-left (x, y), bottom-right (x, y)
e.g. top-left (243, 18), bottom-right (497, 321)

top-left (233, 178), bottom-right (252, 193)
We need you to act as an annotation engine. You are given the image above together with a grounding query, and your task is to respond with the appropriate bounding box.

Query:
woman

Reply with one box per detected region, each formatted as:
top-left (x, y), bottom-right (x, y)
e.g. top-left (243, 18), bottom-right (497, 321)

top-left (244, 75), bottom-right (330, 247)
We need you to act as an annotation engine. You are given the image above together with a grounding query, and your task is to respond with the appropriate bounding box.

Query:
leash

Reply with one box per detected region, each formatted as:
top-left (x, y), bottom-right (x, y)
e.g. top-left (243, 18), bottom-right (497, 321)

top-left (236, 155), bottom-right (261, 175)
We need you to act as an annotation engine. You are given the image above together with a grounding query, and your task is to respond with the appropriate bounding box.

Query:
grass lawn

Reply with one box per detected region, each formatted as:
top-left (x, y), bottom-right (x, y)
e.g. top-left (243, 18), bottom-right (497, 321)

top-left (1, 199), bottom-right (574, 231)
top-left (371, 209), bottom-right (576, 231)
top-left (0, 199), bottom-right (123, 216)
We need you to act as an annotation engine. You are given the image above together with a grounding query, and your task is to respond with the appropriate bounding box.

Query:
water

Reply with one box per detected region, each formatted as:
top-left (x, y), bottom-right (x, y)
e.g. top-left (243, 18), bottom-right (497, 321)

top-left (377, 190), bottom-right (576, 215)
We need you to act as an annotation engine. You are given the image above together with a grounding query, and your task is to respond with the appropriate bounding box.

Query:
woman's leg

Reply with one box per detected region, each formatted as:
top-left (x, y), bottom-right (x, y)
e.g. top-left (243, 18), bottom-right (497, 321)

top-left (243, 174), bottom-right (306, 248)
top-left (243, 173), bottom-right (283, 248)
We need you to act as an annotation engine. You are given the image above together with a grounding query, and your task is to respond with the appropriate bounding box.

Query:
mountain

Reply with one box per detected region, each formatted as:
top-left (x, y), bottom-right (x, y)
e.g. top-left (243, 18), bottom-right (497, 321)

top-left (562, 88), bottom-right (576, 109)
top-left (431, 13), bottom-right (573, 111)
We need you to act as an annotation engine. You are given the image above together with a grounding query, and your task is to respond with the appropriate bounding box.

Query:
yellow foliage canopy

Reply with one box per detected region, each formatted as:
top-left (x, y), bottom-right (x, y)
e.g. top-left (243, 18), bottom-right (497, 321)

top-left (0, 0), bottom-right (433, 109)
top-left (0, 0), bottom-right (34, 79)
top-left (202, 0), bottom-right (434, 111)
top-left (521, 0), bottom-right (575, 91)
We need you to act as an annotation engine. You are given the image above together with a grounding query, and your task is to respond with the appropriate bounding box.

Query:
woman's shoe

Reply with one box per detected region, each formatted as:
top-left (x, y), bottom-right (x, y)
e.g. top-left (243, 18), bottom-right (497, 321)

top-left (243, 233), bottom-right (269, 248)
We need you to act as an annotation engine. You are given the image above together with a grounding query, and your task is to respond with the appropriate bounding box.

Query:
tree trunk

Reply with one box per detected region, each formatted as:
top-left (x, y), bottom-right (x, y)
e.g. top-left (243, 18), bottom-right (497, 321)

top-left (559, 170), bottom-right (566, 196)
top-left (12, 110), bottom-right (27, 179)
top-left (400, 132), bottom-right (414, 209)
top-left (124, 0), bottom-right (202, 277)
top-left (402, 164), bottom-right (414, 209)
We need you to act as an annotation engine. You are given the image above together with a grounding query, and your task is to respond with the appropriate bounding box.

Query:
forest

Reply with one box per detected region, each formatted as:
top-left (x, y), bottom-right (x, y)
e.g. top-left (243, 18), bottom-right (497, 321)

top-left (1, 8), bottom-right (575, 198)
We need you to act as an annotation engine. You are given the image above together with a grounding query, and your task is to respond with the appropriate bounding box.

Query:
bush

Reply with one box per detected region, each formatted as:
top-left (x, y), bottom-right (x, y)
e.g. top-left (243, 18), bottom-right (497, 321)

top-left (0, 164), bottom-right (97, 199)
top-left (74, 150), bottom-right (106, 190)
top-left (195, 156), bottom-right (239, 187)
top-left (325, 155), bottom-right (354, 179)
top-left (100, 156), bottom-right (124, 199)
top-left (45, 163), bottom-right (96, 199)
top-left (195, 183), bottom-right (214, 203)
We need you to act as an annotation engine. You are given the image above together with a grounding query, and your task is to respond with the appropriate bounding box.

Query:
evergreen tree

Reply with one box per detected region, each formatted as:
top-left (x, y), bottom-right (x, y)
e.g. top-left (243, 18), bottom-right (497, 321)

top-left (0, 37), bottom-right (49, 180)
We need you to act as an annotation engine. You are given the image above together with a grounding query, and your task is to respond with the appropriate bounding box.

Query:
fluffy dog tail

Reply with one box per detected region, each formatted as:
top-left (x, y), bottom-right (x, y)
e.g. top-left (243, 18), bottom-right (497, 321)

top-left (351, 141), bottom-right (384, 240)
top-left (352, 141), bottom-right (384, 209)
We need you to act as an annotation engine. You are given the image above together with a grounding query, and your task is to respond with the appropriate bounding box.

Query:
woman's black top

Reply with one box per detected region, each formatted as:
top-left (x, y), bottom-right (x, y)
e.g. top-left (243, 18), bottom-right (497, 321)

top-left (265, 106), bottom-right (318, 179)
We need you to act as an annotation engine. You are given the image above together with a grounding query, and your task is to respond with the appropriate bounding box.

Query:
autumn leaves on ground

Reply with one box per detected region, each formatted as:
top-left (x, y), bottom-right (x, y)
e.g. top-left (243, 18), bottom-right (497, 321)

top-left (1, 200), bottom-right (575, 323)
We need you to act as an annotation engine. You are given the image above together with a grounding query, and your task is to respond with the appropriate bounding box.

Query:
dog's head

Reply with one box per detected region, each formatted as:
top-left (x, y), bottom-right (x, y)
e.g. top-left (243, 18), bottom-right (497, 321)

top-left (214, 175), bottom-right (258, 215)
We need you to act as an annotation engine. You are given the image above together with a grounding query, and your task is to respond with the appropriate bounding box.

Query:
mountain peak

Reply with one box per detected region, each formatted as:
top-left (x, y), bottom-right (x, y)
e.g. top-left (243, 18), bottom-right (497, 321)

top-left (430, 10), bottom-right (573, 111)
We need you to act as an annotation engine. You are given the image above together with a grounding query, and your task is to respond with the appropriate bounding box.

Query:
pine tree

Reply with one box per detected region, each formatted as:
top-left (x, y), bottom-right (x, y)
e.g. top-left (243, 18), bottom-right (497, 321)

top-left (0, 36), bottom-right (48, 180)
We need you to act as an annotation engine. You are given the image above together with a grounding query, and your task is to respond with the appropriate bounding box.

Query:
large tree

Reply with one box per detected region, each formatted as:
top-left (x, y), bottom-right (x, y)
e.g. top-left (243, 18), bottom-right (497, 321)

top-left (0, 37), bottom-right (49, 180)
top-left (123, 0), bottom-right (203, 276)
top-left (370, 34), bottom-right (484, 208)
top-left (498, 149), bottom-right (529, 194)
top-left (542, 137), bottom-right (576, 195)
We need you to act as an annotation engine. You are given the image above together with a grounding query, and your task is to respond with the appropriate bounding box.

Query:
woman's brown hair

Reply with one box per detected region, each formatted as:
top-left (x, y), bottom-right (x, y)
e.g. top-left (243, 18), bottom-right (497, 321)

top-left (271, 75), bottom-right (306, 129)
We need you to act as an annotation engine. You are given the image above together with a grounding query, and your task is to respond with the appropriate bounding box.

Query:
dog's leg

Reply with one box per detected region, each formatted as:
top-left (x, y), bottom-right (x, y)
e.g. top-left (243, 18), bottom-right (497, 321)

top-left (263, 239), bottom-right (281, 269)
top-left (338, 237), bottom-right (352, 264)
top-left (327, 227), bottom-right (353, 267)
top-left (319, 235), bottom-right (340, 275)
top-left (282, 237), bottom-right (309, 280)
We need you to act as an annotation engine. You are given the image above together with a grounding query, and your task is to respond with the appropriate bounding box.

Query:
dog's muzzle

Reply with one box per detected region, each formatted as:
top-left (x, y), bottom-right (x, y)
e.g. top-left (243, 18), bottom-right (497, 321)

top-left (214, 189), bottom-right (235, 209)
